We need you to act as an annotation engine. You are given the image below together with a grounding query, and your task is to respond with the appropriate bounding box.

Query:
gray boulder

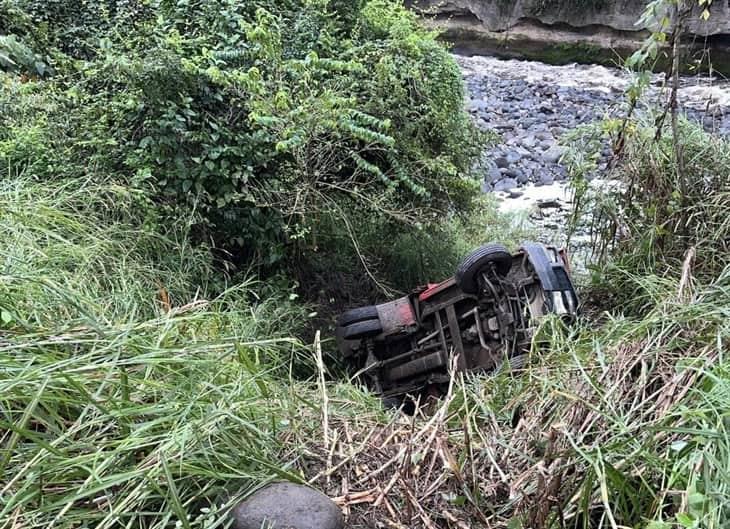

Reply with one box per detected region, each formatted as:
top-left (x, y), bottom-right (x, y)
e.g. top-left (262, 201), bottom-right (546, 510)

top-left (231, 482), bottom-right (343, 529)
top-left (493, 178), bottom-right (518, 192)
top-left (486, 166), bottom-right (502, 184)
top-left (539, 173), bottom-right (555, 186)
top-left (505, 150), bottom-right (523, 164)
top-left (521, 135), bottom-right (537, 149)
top-left (504, 168), bottom-right (529, 184)
top-left (494, 156), bottom-right (510, 169)
top-left (542, 146), bottom-right (566, 164)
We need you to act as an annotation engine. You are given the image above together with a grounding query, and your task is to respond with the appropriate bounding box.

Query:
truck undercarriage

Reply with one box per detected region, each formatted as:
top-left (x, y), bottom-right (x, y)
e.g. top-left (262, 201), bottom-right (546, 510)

top-left (335, 242), bottom-right (578, 403)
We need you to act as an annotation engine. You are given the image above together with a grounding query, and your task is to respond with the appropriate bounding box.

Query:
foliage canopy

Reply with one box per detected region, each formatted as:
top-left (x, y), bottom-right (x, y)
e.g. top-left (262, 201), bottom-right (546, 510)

top-left (1, 0), bottom-right (483, 274)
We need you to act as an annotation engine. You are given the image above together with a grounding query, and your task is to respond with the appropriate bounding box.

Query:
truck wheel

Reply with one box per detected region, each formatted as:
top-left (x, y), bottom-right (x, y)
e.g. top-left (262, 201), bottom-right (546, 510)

top-left (343, 319), bottom-right (383, 340)
top-left (337, 305), bottom-right (378, 326)
top-left (456, 243), bottom-right (512, 294)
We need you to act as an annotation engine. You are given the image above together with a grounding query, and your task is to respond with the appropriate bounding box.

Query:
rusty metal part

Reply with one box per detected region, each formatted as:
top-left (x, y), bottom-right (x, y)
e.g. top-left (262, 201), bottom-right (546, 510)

top-left (376, 296), bottom-right (416, 335)
top-left (389, 352), bottom-right (444, 381)
top-left (460, 308), bottom-right (490, 351)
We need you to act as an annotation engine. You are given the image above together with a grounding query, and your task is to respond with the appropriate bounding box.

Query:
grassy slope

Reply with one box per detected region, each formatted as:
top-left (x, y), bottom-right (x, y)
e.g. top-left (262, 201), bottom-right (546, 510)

top-left (2, 176), bottom-right (728, 528)
top-left (0, 176), bottom-right (329, 526)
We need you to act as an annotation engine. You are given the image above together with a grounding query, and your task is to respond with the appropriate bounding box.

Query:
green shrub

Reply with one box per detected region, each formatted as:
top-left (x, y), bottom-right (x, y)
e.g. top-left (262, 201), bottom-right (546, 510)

top-left (563, 118), bottom-right (730, 312)
top-left (1, 0), bottom-right (483, 295)
top-left (4, 0), bottom-right (151, 59)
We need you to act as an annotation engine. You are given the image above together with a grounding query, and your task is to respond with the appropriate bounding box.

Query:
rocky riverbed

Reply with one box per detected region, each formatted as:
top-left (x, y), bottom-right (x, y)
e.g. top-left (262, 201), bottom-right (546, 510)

top-left (461, 54), bottom-right (730, 266)
top-left (462, 55), bottom-right (730, 194)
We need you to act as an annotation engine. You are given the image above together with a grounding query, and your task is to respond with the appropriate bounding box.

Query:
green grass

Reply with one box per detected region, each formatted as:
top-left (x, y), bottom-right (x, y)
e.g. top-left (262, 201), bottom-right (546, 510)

top-left (445, 262), bottom-right (730, 527)
top-left (0, 176), bottom-right (331, 527)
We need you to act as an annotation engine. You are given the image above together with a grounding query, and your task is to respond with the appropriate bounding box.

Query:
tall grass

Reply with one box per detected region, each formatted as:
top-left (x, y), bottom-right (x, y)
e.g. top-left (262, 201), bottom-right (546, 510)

top-left (2, 126), bottom-right (728, 528)
top-left (284, 264), bottom-right (729, 528)
top-left (563, 118), bottom-right (730, 313)
top-left (0, 176), bottom-right (324, 528)
top-left (0, 176), bottom-right (210, 326)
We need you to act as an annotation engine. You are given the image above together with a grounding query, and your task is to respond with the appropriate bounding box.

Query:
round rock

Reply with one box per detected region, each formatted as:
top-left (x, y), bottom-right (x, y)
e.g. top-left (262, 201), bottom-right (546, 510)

top-left (540, 173), bottom-right (555, 186)
top-left (495, 156), bottom-right (510, 169)
top-left (542, 146), bottom-right (566, 164)
top-left (505, 150), bottom-right (523, 164)
top-left (231, 482), bottom-right (344, 529)
top-left (486, 167), bottom-right (502, 183)
top-left (493, 178), bottom-right (518, 192)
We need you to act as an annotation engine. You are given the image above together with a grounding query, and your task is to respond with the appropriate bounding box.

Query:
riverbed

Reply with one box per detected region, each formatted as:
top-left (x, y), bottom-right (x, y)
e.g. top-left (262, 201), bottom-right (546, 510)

top-left (461, 54), bottom-right (730, 260)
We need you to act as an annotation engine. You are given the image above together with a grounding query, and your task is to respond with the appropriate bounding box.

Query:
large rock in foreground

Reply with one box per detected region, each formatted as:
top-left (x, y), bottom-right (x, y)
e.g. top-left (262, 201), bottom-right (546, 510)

top-left (231, 482), bottom-right (344, 529)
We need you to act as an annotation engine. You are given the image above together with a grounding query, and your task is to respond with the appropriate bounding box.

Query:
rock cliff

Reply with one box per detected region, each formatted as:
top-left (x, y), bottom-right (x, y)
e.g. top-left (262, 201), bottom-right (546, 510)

top-left (407, 0), bottom-right (730, 73)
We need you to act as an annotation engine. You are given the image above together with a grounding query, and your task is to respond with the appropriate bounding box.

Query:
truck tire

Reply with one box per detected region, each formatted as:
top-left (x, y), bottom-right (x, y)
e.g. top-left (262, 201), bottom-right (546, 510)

top-left (456, 243), bottom-right (512, 294)
top-left (342, 319), bottom-right (383, 340)
top-left (337, 305), bottom-right (379, 326)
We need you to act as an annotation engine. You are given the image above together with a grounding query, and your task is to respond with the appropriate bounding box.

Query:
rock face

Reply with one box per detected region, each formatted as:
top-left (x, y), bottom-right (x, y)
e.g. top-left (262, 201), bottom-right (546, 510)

top-left (231, 482), bottom-right (344, 529)
top-left (407, 0), bottom-right (730, 74)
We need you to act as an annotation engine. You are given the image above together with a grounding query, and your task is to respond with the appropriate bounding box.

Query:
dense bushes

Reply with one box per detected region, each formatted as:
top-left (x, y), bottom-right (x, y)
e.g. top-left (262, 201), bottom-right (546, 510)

top-left (0, 0), bottom-right (483, 289)
top-left (563, 118), bottom-right (730, 312)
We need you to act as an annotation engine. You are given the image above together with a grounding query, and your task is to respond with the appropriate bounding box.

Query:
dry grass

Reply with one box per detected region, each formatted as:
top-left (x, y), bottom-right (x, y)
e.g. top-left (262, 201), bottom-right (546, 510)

top-left (284, 260), bottom-right (729, 528)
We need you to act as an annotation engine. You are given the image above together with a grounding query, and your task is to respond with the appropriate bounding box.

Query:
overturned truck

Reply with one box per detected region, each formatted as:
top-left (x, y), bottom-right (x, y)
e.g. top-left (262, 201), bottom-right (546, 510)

top-left (336, 242), bottom-right (578, 405)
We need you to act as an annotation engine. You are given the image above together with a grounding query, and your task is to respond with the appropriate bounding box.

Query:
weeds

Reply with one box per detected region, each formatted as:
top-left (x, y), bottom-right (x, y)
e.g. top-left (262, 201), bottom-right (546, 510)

top-left (287, 264), bottom-right (729, 528)
top-left (0, 176), bottom-right (317, 527)
top-left (563, 117), bottom-right (730, 313)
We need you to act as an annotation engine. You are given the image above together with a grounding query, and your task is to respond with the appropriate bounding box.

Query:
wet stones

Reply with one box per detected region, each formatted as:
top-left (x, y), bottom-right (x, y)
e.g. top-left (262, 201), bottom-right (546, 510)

top-left (231, 482), bottom-right (344, 529)
top-left (463, 55), bottom-right (730, 194)
top-left (493, 178), bottom-right (518, 192)
top-left (495, 156), bottom-right (510, 169)
top-left (542, 146), bottom-right (566, 164)
top-left (468, 73), bottom-right (614, 192)
top-left (504, 168), bottom-right (528, 184)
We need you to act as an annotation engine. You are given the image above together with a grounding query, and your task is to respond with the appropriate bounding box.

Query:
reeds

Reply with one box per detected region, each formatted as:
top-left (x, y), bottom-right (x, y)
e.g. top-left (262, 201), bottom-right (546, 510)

top-left (286, 264), bottom-right (729, 528)
top-left (0, 177), bottom-right (312, 528)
